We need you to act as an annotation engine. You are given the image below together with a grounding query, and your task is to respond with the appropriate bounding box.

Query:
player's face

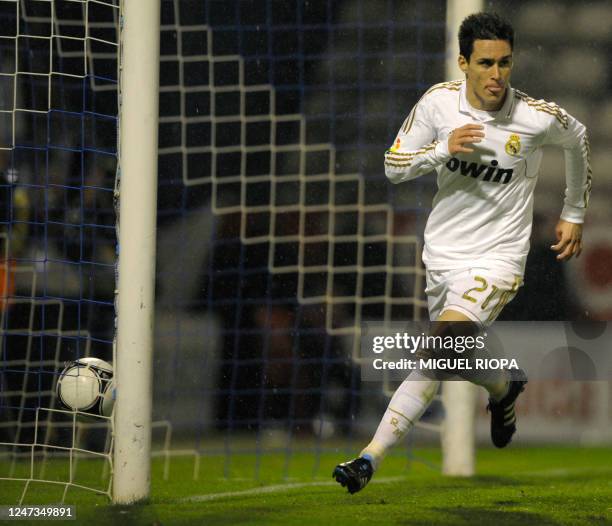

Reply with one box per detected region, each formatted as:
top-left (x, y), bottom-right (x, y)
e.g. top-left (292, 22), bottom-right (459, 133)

top-left (459, 39), bottom-right (513, 111)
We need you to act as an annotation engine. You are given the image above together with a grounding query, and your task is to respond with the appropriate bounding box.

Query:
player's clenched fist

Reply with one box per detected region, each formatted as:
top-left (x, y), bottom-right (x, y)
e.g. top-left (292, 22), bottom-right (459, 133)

top-left (448, 123), bottom-right (485, 154)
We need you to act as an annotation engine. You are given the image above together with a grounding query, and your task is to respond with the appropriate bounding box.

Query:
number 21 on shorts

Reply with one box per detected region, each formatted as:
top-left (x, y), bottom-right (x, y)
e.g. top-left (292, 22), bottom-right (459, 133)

top-left (461, 275), bottom-right (521, 323)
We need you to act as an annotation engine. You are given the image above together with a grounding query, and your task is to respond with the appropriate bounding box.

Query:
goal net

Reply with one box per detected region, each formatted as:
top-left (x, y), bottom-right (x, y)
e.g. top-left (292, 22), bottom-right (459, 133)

top-left (1, 0), bottom-right (462, 502)
top-left (153, 0), bottom-right (447, 480)
top-left (0, 0), bottom-right (119, 502)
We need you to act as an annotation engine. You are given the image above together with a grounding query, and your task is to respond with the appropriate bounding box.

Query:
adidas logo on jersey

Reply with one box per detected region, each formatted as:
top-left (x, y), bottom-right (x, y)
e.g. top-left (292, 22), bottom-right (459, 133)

top-left (445, 158), bottom-right (514, 184)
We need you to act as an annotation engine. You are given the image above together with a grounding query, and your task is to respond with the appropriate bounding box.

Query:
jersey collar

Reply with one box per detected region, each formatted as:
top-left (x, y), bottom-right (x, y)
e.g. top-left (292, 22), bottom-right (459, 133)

top-left (459, 80), bottom-right (515, 121)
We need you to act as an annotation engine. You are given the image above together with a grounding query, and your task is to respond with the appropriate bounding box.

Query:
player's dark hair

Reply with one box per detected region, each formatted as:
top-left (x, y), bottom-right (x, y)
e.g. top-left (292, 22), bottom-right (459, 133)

top-left (459, 12), bottom-right (514, 61)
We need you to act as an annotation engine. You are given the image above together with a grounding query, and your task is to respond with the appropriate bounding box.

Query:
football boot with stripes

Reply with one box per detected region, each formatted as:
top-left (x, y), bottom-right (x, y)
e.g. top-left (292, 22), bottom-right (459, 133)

top-left (332, 457), bottom-right (373, 494)
top-left (487, 368), bottom-right (528, 448)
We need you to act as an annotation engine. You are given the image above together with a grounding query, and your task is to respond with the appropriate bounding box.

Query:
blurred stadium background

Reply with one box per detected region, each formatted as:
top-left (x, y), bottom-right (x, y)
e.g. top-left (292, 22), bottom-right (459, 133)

top-left (0, 0), bottom-right (611, 504)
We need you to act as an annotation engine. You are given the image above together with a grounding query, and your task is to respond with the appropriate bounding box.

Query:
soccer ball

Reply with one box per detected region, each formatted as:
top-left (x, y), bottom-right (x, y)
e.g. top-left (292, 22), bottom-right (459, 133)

top-left (56, 357), bottom-right (115, 417)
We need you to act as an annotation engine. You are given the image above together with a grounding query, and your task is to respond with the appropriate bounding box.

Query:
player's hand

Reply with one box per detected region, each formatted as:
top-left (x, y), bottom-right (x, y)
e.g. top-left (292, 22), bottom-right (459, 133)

top-left (550, 220), bottom-right (583, 261)
top-left (448, 124), bottom-right (485, 154)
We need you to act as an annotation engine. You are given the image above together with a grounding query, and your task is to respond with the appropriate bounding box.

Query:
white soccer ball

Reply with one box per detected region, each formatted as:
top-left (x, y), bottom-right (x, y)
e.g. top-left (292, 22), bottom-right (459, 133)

top-left (56, 357), bottom-right (115, 417)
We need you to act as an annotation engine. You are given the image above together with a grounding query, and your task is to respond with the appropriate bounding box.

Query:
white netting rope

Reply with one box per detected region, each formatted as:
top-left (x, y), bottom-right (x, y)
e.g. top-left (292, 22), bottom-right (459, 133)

top-left (156, 3), bottom-right (439, 453)
top-left (159, 6), bottom-right (428, 352)
top-left (0, 0), bottom-right (119, 503)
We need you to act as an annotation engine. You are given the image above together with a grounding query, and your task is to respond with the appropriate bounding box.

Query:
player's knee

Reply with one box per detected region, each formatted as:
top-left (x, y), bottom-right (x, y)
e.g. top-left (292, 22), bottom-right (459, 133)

top-left (437, 308), bottom-right (477, 324)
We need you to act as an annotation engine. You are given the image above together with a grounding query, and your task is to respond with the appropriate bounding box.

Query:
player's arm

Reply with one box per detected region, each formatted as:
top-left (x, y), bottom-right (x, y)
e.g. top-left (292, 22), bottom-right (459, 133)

top-left (544, 110), bottom-right (592, 261)
top-left (384, 99), bottom-right (484, 184)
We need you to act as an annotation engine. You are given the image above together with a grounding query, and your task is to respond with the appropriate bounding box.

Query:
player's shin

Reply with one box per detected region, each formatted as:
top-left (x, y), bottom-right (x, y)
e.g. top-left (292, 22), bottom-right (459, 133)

top-left (468, 367), bottom-right (509, 401)
top-left (432, 320), bottom-right (510, 401)
top-left (360, 371), bottom-right (439, 470)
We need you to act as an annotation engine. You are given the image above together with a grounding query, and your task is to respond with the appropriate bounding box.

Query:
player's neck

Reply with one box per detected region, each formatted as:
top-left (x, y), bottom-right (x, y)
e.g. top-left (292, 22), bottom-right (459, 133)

top-left (466, 86), bottom-right (507, 112)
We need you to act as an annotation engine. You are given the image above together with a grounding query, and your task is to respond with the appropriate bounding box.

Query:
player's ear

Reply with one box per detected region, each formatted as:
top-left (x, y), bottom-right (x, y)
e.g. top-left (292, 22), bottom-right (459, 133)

top-left (458, 55), bottom-right (468, 74)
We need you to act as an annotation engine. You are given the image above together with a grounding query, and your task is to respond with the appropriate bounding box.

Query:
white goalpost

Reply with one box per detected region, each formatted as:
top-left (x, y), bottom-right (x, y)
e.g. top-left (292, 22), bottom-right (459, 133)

top-left (440, 0), bottom-right (483, 477)
top-left (113, 0), bottom-right (161, 503)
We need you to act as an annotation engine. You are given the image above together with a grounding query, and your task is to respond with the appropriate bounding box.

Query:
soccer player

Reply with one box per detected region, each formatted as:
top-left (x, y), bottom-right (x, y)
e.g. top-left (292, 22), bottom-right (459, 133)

top-left (333, 12), bottom-right (591, 494)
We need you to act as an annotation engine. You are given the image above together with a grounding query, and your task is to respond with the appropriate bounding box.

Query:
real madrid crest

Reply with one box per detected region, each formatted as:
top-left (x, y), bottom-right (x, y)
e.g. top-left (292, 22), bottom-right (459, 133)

top-left (505, 134), bottom-right (521, 156)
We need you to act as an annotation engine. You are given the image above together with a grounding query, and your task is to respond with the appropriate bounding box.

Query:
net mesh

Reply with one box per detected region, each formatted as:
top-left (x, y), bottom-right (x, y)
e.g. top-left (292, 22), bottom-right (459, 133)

top-left (0, 0), bottom-right (119, 502)
top-left (154, 0), bottom-right (446, 479)
top-left (0, 0), bottom-right (449, 497)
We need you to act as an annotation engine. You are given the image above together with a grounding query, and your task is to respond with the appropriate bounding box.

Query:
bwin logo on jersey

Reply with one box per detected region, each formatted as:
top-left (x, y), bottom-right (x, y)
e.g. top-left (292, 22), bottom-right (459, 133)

top-left (445, 158), bottom-right (514, 184)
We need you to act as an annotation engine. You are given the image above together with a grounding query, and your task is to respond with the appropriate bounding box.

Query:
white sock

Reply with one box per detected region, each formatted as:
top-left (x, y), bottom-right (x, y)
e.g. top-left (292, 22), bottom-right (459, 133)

top-left (360, 371), bottom-right (439, 470)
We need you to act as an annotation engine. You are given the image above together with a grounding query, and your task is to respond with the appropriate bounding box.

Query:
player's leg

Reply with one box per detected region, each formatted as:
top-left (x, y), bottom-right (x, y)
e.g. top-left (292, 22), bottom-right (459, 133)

top-left (333, 272), bottom-right (448, 493)
top-left (332, 309), bottom-right (474, 493)
top-left (440, 269), bottom-right (527, 447)
top-left (435, 308), bottom-right (510, 400)
top-left (333, 368), bottom-right (438, 494)
top-left (355, 309), bottom-right (472, 471)
top-left (333, 269), bottom-right (526, 493)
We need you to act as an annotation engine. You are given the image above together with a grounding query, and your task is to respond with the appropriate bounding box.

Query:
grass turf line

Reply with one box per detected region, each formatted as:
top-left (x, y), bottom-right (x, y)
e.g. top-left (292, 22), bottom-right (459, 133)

top-left (0, 446), bottom-right (611, 525)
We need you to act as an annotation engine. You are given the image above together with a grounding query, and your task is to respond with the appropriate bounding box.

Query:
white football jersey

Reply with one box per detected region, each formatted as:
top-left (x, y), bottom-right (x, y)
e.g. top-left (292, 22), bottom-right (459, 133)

top-left (385, 79), bottom-right (592, 275)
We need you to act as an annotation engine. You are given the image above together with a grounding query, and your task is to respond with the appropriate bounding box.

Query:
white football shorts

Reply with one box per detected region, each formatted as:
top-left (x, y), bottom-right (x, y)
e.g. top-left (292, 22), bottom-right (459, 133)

top-left (425, 267), bottom-right (523, 327)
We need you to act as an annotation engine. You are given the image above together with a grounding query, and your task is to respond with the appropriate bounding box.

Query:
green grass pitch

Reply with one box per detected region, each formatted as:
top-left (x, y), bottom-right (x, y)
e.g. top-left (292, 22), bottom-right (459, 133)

top-left (1, 446), bottom-right (611, 525)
